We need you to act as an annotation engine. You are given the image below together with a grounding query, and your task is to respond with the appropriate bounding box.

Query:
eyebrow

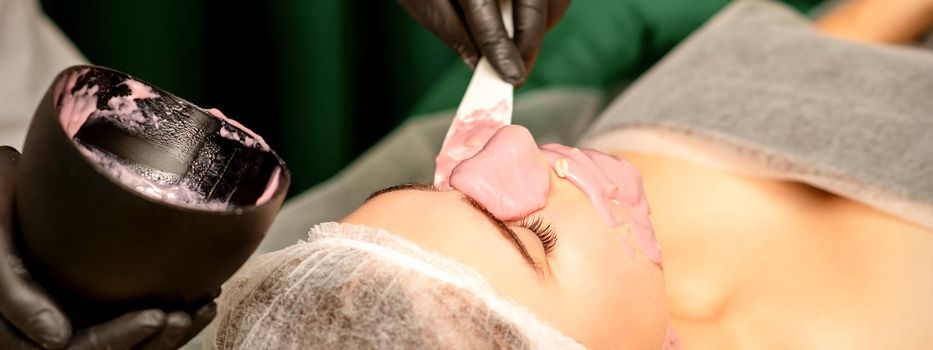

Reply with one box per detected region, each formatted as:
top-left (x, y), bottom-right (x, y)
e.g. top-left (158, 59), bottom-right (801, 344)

top-left (366, 183), bottom-right (542, 272)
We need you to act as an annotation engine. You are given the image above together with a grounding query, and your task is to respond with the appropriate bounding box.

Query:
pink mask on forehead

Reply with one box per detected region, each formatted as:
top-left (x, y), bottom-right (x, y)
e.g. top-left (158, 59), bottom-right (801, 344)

top-left (435, 125), bottom-right (662, 267)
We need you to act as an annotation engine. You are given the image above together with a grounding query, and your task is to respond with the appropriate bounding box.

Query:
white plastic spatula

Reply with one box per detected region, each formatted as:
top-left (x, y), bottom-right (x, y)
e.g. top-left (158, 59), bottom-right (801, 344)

top-left (452, 0), bottom-right (515, 126)
top-left (451, 0), bottom-right (514, 126)
top-left (434, 0), bottom-right (515, 188)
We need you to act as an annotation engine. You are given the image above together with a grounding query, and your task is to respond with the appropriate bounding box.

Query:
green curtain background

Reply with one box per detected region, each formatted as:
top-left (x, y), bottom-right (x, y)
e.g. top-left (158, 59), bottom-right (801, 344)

top-left (40, 0), bottom-right (823, 196)
top-left (40, 0), bottom-right (456, 195)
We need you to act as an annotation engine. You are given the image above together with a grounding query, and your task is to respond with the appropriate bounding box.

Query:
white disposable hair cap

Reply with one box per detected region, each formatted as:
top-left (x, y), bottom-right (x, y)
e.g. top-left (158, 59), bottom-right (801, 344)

top-left (205, 222), bottom-right (585, 349)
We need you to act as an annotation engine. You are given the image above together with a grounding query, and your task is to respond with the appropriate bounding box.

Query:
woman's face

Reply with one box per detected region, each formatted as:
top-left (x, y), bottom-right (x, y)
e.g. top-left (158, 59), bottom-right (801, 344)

top-left (342, 126), bottom-right (670, 349)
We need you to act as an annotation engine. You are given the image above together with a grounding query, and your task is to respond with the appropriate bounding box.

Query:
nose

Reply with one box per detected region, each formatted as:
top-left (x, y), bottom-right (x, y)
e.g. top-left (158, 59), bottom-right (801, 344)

top-left (448, 125), bottom-right (551, 221)
top-left (434, 119), bottom-right (509, 190)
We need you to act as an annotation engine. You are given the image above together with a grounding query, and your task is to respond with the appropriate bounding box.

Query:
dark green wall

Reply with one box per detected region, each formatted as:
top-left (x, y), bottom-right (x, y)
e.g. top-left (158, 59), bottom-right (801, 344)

top-left (41, 0), bottom-right (823, 196)
top-left (41, 0), bottom-right (456, 195)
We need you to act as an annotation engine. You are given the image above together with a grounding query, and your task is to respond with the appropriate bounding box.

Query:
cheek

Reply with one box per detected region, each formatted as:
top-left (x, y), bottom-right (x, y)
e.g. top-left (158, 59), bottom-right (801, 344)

top-left (557, 230), bottom-right (668, 348)
top-left (544, 194), bottom-right (669, 348)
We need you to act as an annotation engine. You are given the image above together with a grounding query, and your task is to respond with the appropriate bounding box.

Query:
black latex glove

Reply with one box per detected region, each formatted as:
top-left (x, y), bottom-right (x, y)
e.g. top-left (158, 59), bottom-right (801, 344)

top-left (0, 146), bottom-right (216, 350)
top-left (399, 0), bottom-right (571, 86)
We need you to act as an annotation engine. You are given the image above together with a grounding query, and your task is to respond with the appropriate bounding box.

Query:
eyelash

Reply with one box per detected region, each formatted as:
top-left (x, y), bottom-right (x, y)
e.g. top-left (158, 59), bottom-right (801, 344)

top-left (518, 217), bottom-right (557, 255)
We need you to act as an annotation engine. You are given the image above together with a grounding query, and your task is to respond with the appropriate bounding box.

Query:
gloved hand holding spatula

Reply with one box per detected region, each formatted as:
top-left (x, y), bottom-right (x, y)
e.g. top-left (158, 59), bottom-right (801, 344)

top-left (399, 0), bottom-right (571, 86)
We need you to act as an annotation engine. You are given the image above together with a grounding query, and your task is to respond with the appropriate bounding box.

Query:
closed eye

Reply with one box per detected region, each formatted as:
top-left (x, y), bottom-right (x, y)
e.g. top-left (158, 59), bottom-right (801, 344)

top-left (366, 182), bottom-right (547, 274)
top-left (518, 216), bottom-right (557, 255)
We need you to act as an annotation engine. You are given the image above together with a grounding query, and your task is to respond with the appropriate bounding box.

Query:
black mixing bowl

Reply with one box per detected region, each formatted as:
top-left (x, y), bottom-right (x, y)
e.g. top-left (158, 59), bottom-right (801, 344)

top-left (15, 65), bottom-right (290, 327)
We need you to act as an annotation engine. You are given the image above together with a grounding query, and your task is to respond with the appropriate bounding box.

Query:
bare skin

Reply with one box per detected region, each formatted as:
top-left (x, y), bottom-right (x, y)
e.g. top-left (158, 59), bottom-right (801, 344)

top-left (343, 154), bottom-right (670, 349)
top-left (817, 0), bottom-right (933, 43)
top-left (620, 151), bottom-right (933, 349)
top-left (634, 8), bottom-right (933, 347)
top-left (335, 3), bottom-right (933, 348)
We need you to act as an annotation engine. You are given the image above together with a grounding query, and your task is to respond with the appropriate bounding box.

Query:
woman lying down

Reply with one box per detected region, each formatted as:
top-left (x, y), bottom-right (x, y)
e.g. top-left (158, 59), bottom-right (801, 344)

top-left (205, 1), bottom-right (933, 349)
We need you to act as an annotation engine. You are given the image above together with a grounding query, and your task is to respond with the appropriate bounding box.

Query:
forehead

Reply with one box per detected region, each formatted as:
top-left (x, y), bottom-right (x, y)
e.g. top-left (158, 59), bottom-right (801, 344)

top-left (346, 189), bottom-right (514, 255)
top-left (344, 188), bottom-right (545, 292)
top-left (357, 189), bottom-right (476, 221)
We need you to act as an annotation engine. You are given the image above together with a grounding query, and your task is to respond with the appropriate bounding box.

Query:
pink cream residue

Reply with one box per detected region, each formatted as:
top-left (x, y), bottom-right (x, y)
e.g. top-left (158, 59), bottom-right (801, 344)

top-left (54, 71), bottom-right (280, 208)
top-left (255, 167), bottom-right (281, 205)
top-left (107, 79), bottom-right (159, 113)
top-left (434, 122), bottom-right (663, 267)
top-left (204, 108), bottom-right (279, 205)
top-left (434, 101), bottom-right (510, 190)
top-left (77, 144), bottom-right (230, 210)
top-left (54, 68), bottom-right (97, 138)
top-left (206, 108), bottom-right (270, 151)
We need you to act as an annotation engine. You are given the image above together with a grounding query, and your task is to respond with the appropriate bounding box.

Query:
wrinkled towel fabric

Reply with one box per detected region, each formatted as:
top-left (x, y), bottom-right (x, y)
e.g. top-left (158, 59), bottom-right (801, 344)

top-left (581, 0), bottom-right (933, 230)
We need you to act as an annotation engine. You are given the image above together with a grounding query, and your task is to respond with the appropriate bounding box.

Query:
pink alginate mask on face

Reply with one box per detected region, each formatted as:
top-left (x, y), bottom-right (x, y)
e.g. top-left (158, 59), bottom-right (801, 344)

top-left (435, 124), bottom-right (663, 267)
top-left (539, 144), bottom-right (661, 266)
top-left (448, 125), bottom-right (551, 221)
top-left (434, 100), bottom-right (511, 190)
